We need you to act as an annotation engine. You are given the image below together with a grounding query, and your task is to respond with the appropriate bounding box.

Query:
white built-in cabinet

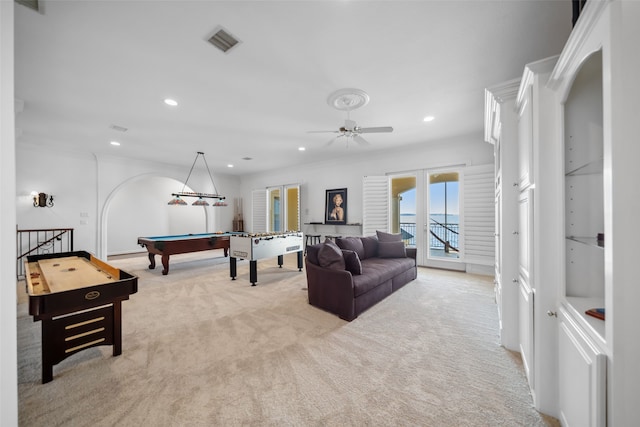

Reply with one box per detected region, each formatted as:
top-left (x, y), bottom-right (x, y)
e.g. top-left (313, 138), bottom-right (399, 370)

top-left (484, 80), bottom-right (520, 351)
top-left (515, 56), bottom-right (560, 415)
top-left (547, 0), bottom-right (640, 424)
top-left (486, 1), bottom-right (640, 425)
top-left (555, 48), bottom-right (607, 426)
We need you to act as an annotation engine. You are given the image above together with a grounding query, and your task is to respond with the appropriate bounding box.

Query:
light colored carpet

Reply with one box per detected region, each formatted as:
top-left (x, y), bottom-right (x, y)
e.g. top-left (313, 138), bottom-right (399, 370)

top-left (17, 251), bottom-right (559, 426)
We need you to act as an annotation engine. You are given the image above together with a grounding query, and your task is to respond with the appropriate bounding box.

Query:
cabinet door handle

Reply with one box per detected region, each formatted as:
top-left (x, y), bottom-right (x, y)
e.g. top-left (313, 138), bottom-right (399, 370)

top-left (512, 231), bottom-right (519, 235)
top-left (512, 278), bottom-right (519, 283)
top-left (547, 311), bottom-right (557, 317)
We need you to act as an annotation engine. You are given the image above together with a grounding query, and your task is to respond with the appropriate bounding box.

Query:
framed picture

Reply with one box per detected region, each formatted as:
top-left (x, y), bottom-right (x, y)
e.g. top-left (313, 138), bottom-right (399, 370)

top-left (325, 188), bottom-right (347, 224)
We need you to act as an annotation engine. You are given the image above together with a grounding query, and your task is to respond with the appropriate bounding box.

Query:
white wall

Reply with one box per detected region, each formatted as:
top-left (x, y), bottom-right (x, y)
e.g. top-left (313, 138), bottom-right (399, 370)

top-left (241, 132), bottom-right (492, 226)
top-left (240, 132), bottom-right (494, 272)
top-left (16, 144), bottom-right (241, 258)
top-left (1, 0), bottom-right (18, 423)
top-left (106, 176), bottom-right (207, 255)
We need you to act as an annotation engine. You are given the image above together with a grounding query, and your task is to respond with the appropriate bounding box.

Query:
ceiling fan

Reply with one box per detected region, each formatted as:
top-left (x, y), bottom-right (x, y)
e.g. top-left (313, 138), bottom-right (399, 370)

top-left (308, 115), bottom-right (394, 147)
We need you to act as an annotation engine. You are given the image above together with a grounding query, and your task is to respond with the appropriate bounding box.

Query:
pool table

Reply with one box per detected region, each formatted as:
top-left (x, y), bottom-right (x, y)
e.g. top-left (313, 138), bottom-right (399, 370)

top-left (137, 232), bottom-right (241, 275)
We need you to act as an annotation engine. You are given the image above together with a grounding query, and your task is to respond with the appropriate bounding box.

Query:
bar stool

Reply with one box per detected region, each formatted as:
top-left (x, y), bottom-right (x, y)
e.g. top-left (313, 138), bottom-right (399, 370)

top-left (324, 235), bottom-right (342, 242)
top-left (305, 234), bottom-right (321, 253)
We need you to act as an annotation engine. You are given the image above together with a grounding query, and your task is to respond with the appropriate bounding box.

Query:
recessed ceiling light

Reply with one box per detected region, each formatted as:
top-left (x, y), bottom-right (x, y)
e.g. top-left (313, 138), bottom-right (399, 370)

top-left (298, 147), bottom-right (306, 151)
top-left (110, 141), bottom-right (120, 146)
top-left (227, 164), bottom-right (234, 168)
top-left (423, 116), bottom-right (435, 122)
top-left (164, 98), bottom-right (178, 106)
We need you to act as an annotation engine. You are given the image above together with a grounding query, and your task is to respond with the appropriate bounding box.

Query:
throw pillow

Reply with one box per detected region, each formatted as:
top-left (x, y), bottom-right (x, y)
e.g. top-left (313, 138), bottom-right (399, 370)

top-left (342, 249), bottom-right (362, 275)
top-left (377, 241), bottom-right (407, 258)
top-left (360, 236), bottom-right (379, 259)
top-left (318, 239), bottom-right (346, 270)
top-left (335, 237), bottom-right (365, 260)
top-left (376, 230), bottom-right (403, 242)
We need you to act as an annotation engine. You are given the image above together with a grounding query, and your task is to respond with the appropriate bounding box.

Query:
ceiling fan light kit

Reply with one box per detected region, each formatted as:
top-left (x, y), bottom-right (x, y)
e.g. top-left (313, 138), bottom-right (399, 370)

top-left (310, 88), bottom-right (393, 147)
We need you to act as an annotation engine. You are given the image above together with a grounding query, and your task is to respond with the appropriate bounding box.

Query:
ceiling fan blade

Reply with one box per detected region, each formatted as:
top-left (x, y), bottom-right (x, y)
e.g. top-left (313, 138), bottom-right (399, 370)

top-left (325, 136), bottom-right (340, 147)
top-left (307, 130), bottom-right (340, 134)
top-left (354, 135), bottom-right (370, 146)
top-left (358, 126), bottom-right (393, 134)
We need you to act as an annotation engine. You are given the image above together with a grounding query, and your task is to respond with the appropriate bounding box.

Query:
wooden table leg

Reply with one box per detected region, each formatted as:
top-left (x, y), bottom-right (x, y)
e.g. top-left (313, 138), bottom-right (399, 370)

top-left (161, 254), bottom-right (170, 275)
top-left (148, 252), bottom-right (156, 270)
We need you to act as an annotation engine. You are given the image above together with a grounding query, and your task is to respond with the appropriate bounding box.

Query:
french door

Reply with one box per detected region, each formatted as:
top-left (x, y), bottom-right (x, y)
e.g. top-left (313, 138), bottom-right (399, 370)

top-left (424, 167), bottom-right (464, 269)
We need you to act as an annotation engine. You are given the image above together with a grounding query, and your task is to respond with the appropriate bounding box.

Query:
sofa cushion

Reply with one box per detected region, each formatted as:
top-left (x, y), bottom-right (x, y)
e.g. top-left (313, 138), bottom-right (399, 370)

top-left (376, 230), bottom-right (402, 242)
top-left (336, 237), bottom-right (365, 260)
top-left (342, 249), bottom-right (362, 275)
top-left (305, 244), bottom-right (322, 266)
top-left (360, 236), bottom-right (379, 259)
top-left (318, 239), bottom-right (345, 270)
top-left (378, 241), bottom-right (407, 258)
top-left (351, 257), bottom-right (415, 297)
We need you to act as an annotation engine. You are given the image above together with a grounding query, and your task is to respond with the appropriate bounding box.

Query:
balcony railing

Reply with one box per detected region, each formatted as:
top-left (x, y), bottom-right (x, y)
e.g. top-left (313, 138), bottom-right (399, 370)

top-left (400, 221), bottom-right (459, 251)
top-left (16, 228), bottom-right (74, 279)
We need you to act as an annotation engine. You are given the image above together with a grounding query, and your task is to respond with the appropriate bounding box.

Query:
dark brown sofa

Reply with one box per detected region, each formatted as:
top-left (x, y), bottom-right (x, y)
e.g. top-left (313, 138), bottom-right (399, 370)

top-left (305, 232), bottom-right (417, 321)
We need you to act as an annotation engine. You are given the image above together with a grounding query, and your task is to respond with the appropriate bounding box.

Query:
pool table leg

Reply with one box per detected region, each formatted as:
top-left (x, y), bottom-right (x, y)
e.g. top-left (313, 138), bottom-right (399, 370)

top-left (277, 255), bottom-right (283, 268)
top-left (297, 250), bottom-right (303, 271)
top-left (161, 254), bottom-right (170, 275)
top-left (147, 253), bottom-right (156, 270)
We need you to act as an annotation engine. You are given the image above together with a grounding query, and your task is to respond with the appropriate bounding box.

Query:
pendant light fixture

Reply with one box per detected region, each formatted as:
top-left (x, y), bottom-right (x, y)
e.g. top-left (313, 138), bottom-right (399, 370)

top-left (168, 152), bottom-right (228, 206)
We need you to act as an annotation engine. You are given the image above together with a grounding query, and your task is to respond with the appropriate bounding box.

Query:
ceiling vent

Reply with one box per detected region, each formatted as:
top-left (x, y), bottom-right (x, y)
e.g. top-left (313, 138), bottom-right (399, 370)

top-left (207, 27), bottom-right (241, 53)
top-left (109, 124), bottom-right (128, 132)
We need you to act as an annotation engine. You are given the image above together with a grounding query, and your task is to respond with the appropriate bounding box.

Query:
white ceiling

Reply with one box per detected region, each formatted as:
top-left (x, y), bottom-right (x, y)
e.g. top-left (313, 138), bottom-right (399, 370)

top-left (14, 0), bottom-right (572, 176)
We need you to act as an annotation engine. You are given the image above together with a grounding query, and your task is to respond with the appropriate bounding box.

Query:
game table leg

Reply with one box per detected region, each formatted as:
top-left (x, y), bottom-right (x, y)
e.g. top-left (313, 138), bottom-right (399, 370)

top-left (41, 320), bottom-right (54, 384)
top-left (297, 250), bottom-right (303, 271)
top-left (230, 257), bottom-right (237, 280)
top-left (147, 253), bottom-right (156, 270)
top-left (112, 301), bottom-right (122, 356)
top-left (277, 255), bottom-right (283, 268)
top-left (250, 260), bottom-right (257, 286)
top-left (161, 254), bottom-right (170, 275)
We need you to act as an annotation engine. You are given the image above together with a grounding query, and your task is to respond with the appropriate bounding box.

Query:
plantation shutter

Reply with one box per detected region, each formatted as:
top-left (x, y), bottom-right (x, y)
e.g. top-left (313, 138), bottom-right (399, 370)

top-left (463, 164), bottom-right (495, 266)
top-left (362, 176), bottom-right (389, 236)
top-left (252, 189), bottom-right (267, 233)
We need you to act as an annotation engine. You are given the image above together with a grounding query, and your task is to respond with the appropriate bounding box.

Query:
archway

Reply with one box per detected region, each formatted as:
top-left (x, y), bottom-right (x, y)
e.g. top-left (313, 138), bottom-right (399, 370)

top-left (100, 174), bottom-right (210, 258)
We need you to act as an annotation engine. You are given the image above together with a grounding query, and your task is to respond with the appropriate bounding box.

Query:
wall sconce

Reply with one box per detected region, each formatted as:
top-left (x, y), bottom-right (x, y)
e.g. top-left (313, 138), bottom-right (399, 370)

top-left (31, 191), bottom-right (54, 208)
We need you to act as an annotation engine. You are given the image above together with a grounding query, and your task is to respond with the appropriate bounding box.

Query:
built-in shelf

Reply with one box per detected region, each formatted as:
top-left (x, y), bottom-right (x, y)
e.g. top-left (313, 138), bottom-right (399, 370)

top-left (565, 158), bottom-right (603, 176)
top-left (566, 236), bottom-right (604, 248)
top-left (563, 296), bottom-right (606, 346)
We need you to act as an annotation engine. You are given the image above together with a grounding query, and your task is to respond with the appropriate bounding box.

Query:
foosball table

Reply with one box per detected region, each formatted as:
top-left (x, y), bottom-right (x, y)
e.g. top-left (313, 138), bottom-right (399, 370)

top-left (229, 231), bottom-right (304, 285)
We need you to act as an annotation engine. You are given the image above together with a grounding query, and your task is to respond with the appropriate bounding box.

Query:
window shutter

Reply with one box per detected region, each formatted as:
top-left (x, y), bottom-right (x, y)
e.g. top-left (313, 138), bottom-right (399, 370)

top-left (362, 176), bottom-right (389, 236)
top-left (463, 164), bottom-right (495, 266)
top-left (252, 189), bottom-right (267, 233)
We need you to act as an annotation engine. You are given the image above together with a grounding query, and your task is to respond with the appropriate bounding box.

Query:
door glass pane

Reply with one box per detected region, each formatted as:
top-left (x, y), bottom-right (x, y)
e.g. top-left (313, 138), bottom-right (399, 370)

top-left (428, 171), bottom-right (460, 259)
top-left (391, 175), bottom-right (416, 246)
top-left (286, 186), bottom-right (300, 231)
top-left (268, 188), bottom-right (281, 232)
